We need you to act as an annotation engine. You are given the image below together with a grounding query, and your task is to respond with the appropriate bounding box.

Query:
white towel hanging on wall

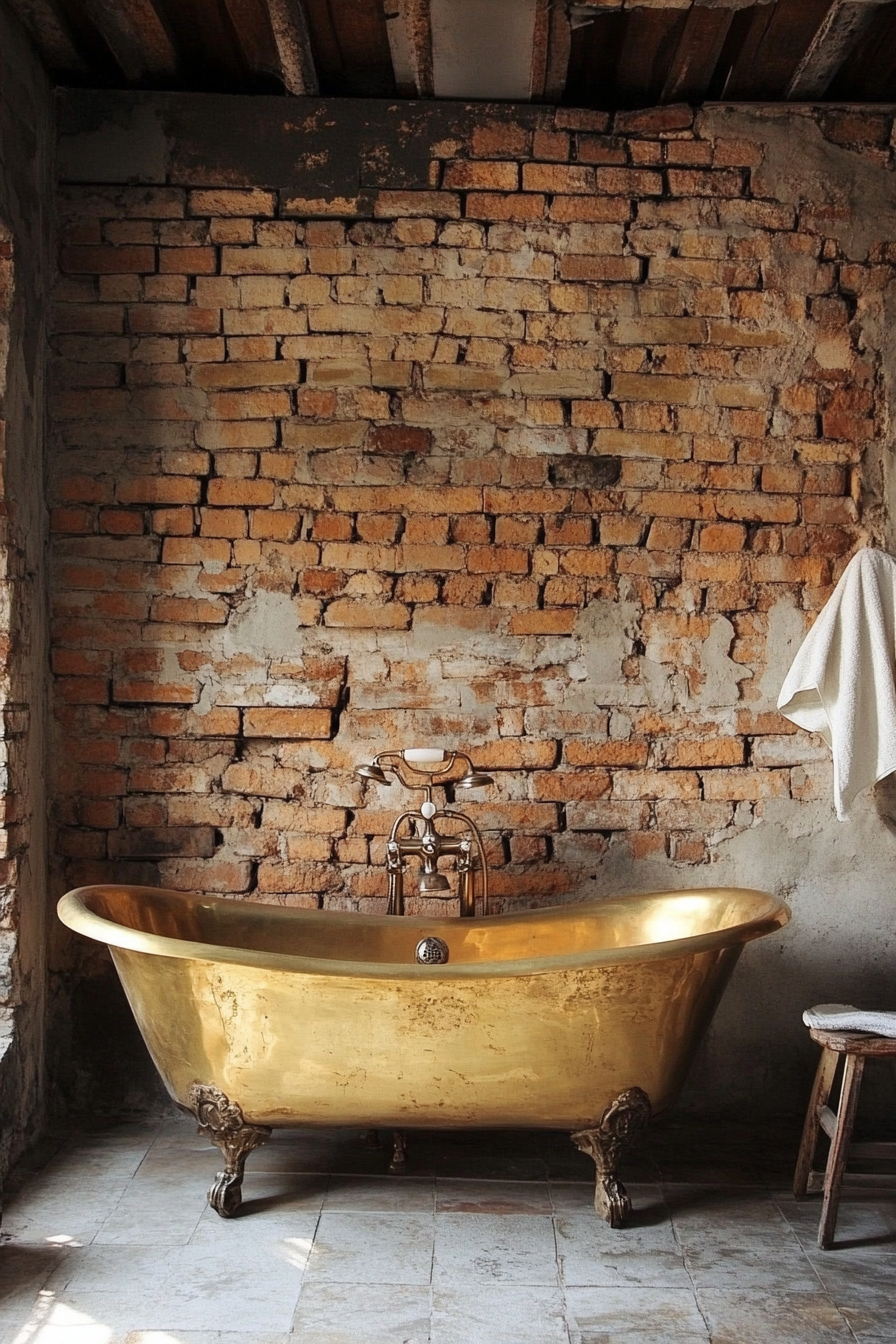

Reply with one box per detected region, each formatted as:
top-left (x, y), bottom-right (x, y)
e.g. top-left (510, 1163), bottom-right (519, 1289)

top-left (777, 547), bottom-right (896, 819)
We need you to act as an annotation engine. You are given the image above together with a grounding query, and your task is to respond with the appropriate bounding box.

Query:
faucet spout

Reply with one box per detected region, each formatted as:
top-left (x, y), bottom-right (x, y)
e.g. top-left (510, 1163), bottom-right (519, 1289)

top-left (419, 866), bottom-right (451, 894)
top-left (357, 749), bottom-right (493, 918)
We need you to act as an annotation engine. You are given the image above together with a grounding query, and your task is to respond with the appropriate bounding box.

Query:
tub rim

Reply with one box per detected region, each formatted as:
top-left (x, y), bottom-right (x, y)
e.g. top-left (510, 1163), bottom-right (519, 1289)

top-left (57, 883), bottom-right (791, 981)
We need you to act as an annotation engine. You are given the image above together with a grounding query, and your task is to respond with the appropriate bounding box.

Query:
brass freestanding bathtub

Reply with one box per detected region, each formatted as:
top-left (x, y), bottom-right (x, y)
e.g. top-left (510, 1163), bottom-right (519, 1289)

top-left (57, 883), bottom-right (789, 1225)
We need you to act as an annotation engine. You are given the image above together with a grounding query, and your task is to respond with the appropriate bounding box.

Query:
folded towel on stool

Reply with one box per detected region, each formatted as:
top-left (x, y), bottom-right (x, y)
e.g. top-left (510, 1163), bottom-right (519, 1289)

top-left (803, 1003), bottom-right (896, 1036)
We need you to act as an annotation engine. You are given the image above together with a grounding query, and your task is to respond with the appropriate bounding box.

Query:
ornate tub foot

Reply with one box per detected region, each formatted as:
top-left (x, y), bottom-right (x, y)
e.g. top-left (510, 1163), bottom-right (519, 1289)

top-left (571, 1087), bottom-right (651, 1228)
top-left (389, 1129), bottom-right (407, 1172)
top-left (188, 1083), bottom-right (271, 1218)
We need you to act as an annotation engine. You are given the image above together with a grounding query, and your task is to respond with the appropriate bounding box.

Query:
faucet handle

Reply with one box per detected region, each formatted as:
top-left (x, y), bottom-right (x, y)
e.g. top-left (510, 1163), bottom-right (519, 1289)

top-left (403, 748), bottom-right (446, 765)
top-left (354, 749), bottom-right (494, 792)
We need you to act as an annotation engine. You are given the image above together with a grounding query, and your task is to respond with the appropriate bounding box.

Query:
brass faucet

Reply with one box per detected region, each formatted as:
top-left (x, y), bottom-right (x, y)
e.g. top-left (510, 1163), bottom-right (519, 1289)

top-left (354, 749), bottom-right (494, 917)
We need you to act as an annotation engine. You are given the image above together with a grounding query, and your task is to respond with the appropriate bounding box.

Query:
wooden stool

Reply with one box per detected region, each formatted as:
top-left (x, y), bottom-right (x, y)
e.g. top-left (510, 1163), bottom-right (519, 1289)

top-left (793, 1026), bottom-right (896, 1249)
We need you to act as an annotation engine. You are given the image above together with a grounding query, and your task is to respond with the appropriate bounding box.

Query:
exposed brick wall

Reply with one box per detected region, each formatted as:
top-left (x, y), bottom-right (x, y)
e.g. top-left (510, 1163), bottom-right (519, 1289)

top-left (49, 96), bottom-right (890, 935)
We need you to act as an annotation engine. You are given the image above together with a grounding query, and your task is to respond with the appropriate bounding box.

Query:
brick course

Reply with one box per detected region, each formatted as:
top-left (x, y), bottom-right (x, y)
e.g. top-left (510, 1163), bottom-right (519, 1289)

top-left (49, 97), bottom-right (888, 911)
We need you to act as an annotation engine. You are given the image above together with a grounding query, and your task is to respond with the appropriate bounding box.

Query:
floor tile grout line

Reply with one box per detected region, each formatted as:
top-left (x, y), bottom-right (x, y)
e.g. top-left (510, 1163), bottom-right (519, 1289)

top-left (427, 1194), bottom-right (436, 1344)
top-left (657, 1182), bottom-right (713, 1343)
top-left (841, 1306), bottom-right (864, 1344)
top-left (790, 1211), bottom-right (876, 1344)
top-left (287, 1203), bottom-right (324, 1335)
top-left (551, 1211), bottom-right (576, 1344)
top-left (428, 1275), bottom-right (434, 1344)
top-left (84, 1161), bottom-right (140, 1248)
top-left (676, 1226), bottom-right (713, 1343)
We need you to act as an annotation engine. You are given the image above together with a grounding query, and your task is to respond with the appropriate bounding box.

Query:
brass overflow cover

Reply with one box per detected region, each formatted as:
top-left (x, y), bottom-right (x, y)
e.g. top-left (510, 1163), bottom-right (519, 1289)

top-left (415, 936), bottom-right (449, 965)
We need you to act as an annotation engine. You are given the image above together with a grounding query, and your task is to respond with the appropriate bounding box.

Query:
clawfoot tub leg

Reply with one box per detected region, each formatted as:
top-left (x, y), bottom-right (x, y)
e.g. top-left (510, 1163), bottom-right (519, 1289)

top-left (389, 1130), bottom-right (407, 1172)
top-left (188, 1083), bottom-right (272, 1218)
top-left (571, 1087), bottom-right (651, 1228)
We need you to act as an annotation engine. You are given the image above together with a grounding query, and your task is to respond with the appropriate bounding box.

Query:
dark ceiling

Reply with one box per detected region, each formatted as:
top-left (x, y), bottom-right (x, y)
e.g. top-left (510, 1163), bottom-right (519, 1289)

top-left (7, 0), bottom-right (896, 106)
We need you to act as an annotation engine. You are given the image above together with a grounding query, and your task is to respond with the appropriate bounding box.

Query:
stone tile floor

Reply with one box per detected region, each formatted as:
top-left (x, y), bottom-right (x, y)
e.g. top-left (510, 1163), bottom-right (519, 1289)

top-left (2, 1111), bottom-right (896, 1343)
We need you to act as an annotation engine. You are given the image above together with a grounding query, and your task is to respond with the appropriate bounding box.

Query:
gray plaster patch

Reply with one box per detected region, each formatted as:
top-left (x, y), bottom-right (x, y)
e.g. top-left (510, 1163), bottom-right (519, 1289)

top-left (574, 600), bottom-right (647, 703)
top-left (698, 106), bottom-right (896, 262)
top-left (698, 616), bottom-right (750, 709)
top-left (759, 599), bottom-right (811, 709)
top-left (223, 590), bottom-right (304, 660)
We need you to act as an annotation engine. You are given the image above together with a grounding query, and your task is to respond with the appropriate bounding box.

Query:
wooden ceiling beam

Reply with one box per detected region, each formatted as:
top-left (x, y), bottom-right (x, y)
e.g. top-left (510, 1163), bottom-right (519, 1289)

top-left (329, 0), bottom-right (393, 76)
top-left (532, 0), bottom-right (572, 101)
top-left (615, 5), bottom-right (687, 106)
top-left (564, 7), bottom-right (625, 108)
top-left (544, 2), bottom-right (572, 102)
top-left (384, 0), bottom-right (415, 94)
top-left (300, 0), bottom-right (395, 95)
top-left (385, 0), bottom-right (433, 96)
top-left (5, 0), bottom-right (88, 72)
top-left (300, 0), bottom-right (343, 83)
top-left (787, 0), bottom-right (892, 99)
top-left (531, 0), bottom-right (551, 98)
top-left (265, 0), bottom-right (318, 93)
top-left (16, 0), bottom-right (896, 106)
top-left (222, 0), bottom-right (282, 82)
top-left (717, 0), bottom-right (771, 95)
top-left (724, 0), bottom-right (834, 99)
top-left (573, 0), bottom-right (754, 10)
top-left (80, 0), bottom-right (178, 80)
top-left (829, 3), bottom-right (896, 98)
top-left (661, 3), bottom-right (733, 102)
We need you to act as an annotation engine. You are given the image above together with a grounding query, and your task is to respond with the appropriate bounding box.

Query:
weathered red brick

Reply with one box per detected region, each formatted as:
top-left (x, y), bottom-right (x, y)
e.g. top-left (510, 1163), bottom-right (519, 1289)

top-left (150, 596), bottom-right (229, 624)
top-left (612, 373), bottom-right (700, 404)
top-left (614, 105), bottom-right (693, 134)
top-left (113, 680), bottom-right (198, 704)
top-left (129, 305), bottom-right (220, 334)
top-left (159, 247), bottom-right (217, 274)
top-left (206, 478), bottom-right (275, 506)
top-left (324, 600), bottom-right (410, 629)
top-left (189, 188), bottom-right (276, 216)
top-left (509, 610), bottom-right (576, 635)
top-left (55, 676), bottom-right (110, 704)
top-left (61, 246), bottom-right (156, 274)
top-left (367, 425), bottom-right (432, 455)
top-left (558, 256), bottom-right (642, 282)
top-left (374, 191), bottom-right (461, 218)
top-left (243, 708), bottom-right (332, 739)
top-left (667, 169), bottom-right (744, 198)
top-left (117, 478), bottom-right (201, 506)
top-left (522, 163), bottom-right (594, 194)
top-left (595, 168), bottom-right (663, 196)
top-left (443, 160), bottom-right (519, 191)
top-left (470, 123), bottom-right (532, 157)
top-left (192, 360), bottom-right (299, 389)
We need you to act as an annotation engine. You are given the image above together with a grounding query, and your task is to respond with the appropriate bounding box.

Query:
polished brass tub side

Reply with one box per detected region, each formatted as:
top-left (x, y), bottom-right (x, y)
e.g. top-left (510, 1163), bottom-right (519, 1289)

top-left (188, 1082), bottom-right (271, 1218)
top-left (57, 883), bottom-right (791, 1227)
top-left (571, 1087), bottom-right (652, 1227)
